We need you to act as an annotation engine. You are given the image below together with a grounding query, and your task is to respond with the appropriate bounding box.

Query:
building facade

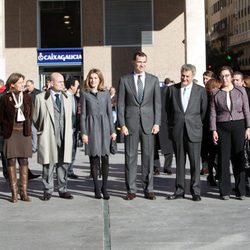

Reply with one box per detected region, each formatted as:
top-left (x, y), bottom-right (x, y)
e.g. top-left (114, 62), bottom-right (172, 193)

top-left (207, 0), bottom-right (250, 74)
top-left (0, 0), bottom-right (206, 89)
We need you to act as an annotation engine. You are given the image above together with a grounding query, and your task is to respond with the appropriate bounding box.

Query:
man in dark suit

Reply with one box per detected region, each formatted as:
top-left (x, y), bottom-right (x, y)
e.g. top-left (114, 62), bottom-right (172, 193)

top-left (117, 51), bottom-right (161, 200)
top-left (166, 64), bottom-right (207, 201)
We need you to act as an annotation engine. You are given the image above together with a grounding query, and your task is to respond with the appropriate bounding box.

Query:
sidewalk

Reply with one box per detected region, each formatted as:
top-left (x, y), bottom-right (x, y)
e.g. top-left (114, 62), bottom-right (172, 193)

top-left (1, 143), bottom-right (250, 250)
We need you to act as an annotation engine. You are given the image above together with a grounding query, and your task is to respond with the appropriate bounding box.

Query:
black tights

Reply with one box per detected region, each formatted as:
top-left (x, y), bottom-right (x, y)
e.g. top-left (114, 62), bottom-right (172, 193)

top-left (7, 157), bottom-right (28, 167)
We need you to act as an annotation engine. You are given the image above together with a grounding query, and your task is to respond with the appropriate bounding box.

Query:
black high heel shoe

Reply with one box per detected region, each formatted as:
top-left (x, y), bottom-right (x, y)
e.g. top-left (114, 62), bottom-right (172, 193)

top-left (94, 188), bottom-right (101, 199)
top-left (101, 187), bottom-right (110, 200)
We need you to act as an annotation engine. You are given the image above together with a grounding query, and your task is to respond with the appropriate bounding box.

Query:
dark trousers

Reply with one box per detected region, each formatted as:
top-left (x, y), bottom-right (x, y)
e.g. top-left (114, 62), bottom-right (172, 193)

top-left (217, 120), bottom-right (245, 197)
top-left (173, 127), bottom-right (201, 196)
top-left (124, 124), bottom-right (154, 194)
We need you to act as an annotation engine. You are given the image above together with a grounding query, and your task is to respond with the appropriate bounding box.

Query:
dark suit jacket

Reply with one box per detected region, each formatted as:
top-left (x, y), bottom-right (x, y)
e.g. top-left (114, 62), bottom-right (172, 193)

top-left (117, 72), bottom-right (161, 135)
top-left (166, 82), bottom-right (207, 143)
top-left (0, 92), bottom-right (32, 139)
top-left (158, 86), bottom-right (173, 154)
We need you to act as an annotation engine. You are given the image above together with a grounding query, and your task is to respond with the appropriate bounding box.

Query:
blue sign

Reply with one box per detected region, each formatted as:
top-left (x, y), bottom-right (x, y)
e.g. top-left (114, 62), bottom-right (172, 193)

top-left (37, 48), bottom-right (83, 65)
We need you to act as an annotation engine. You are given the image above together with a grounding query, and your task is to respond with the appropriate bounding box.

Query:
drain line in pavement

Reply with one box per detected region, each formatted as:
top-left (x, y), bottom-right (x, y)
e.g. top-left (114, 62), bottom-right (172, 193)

top-left (103, 200), bottom-right (111, 250)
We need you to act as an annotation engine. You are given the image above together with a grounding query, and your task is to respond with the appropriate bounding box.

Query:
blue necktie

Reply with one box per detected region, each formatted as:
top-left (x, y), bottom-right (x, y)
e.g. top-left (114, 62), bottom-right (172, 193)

top-left (55, 94), bottom-right (61, 110)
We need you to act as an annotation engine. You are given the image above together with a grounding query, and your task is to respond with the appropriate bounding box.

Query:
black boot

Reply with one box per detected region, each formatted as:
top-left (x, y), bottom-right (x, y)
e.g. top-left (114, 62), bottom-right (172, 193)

top-left (90, 156), bottom-right (101, 199)
top-left (101, 155), bottom-right (110, 200)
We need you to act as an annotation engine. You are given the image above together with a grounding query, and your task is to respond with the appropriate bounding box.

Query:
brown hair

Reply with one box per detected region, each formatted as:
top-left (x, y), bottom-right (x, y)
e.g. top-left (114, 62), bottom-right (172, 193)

top-left (205, 79), bottom-right (222, 93)
top-left (83, 69), bottom-right (106, 91)
top-left (244, 75), bottom-right (250, 88)
top-left (6, 72), bottom-right (25, 91)
top-left (218, 66), bottom-right (233, 77)
top-left (133, 51), bottom-right (147, 61)
top-left (203, 70), bottom-right (216, 79)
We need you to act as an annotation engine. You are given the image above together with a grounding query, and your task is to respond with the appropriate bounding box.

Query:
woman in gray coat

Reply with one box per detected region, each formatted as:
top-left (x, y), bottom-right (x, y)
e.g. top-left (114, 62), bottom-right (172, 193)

top-left (80, 69), bottom-right (117, 199)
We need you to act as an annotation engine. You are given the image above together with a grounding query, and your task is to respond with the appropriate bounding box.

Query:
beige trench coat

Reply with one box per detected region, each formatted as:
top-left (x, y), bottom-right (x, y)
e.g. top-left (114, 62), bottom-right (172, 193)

top-left (33, 90), bottom-right (73, 165)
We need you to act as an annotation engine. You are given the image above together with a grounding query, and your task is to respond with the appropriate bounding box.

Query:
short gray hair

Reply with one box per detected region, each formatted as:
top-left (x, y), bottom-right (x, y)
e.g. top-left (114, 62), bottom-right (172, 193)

top-left (181, 64), bottom-right (196, 76)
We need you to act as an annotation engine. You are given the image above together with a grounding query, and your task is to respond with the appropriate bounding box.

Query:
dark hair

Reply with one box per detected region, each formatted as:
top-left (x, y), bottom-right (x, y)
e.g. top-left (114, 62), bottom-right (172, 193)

top-left (83, 69), bottom-right (106, 91)
top-left (65, 75), bottom-right (78, 90)
top-left (6, 72), bottom-right (25, 91)
top-left (244, 75), bottom-right (250, 88)
top-left (133, 51), bottom-right (147, 61)
top-left (26, 79), bottom-right (34, 85)
top-left (203, 70), bottom-right (216, 79)
top-left (218, 66), bottom-right (233, 77)
top-left (233, 71), bottom-right (244, 79)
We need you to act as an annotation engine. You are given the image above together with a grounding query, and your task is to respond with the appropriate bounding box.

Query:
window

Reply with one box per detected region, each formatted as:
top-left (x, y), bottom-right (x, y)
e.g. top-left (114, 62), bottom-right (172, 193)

top-left (104, 0), bottom-right (153, 46)
top-left (39, 1), bottom-right (81, 48)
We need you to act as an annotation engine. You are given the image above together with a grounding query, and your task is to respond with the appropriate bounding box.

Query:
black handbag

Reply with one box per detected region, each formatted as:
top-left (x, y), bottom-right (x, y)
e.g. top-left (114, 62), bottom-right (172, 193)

top-left (243, 139), bottom-right (250, 169)
top-left (110, 139), bottom-right (117, 155)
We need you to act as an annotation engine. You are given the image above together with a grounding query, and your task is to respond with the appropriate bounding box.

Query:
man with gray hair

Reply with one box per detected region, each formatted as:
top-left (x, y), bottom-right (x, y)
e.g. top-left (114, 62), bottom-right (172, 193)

top-left (166, 64), bottom-right (207, 201)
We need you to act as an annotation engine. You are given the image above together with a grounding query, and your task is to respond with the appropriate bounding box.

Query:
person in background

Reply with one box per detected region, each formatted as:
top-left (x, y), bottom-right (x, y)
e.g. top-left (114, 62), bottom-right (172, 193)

top-left (80, 69), bottom-right (116, 199)
top-left (154, 77), bottom-right (174, 175)
top-left (117, 51), bottom-right (161, 200)
top-left (243, 74), bottom-right (250, 196)
top-left (210, 66), bottom-right (250, 200)
top-left (233, 71), bottom-right (244, 87)
top-left (166, 64), bottom-right (207, 201)
top-left (0, 73), bottom-right (33, 202)
top-left (65, 76), bottom-right (80, 179)
top-left (204, 78), bottom-right (221, 186)
top-left (243, 75), bottom-right (250, 88)
top-left (109, 86), bottom-right (117, 125)
top-left (0, 79), bottom-right (8, 180)
top-left (33, 72), bottom-right (74, 201)
top-left (200, 70), bottom-right (217, 175)
top-left (25, 80), bottom-right (41, 156)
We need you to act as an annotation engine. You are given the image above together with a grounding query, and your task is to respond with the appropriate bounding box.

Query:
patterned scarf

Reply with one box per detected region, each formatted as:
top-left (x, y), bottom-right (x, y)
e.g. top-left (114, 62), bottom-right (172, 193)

top-left (12, 91), bottom-right (25, 122)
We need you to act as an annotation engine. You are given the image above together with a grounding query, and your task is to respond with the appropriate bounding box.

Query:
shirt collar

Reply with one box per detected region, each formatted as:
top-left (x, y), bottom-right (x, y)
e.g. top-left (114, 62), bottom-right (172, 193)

top-left (181, 81), bottom-right (193, 89)
top-left (134, 72), bottom-right (145, 78)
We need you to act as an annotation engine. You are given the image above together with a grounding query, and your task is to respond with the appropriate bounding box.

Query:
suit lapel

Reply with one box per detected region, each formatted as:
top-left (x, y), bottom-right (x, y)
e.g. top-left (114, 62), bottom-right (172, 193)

top-left (127, 74), bottom-right (139, 103)
top-left (44, 91), bottom-right (55, 128)
top-left (175, 83), bottom-right (184, 112)
top-left (186, 83), bottom-right (197, 112)
top-left (143, 73), bottom-right (151, 103)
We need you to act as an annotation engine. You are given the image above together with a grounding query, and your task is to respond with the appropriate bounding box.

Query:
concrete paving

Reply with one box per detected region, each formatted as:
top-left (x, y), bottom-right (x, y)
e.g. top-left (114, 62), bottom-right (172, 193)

top-left (1, 143), bottom-right (250, 250)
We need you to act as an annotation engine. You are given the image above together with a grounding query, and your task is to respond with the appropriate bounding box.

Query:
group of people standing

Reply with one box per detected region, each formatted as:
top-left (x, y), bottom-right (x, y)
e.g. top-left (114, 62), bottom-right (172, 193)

top-left (1, 50), bottom-right (250, 203)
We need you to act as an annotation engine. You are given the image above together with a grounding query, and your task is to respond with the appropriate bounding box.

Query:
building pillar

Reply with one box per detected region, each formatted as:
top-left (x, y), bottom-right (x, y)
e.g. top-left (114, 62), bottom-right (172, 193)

top-left (0, 0), bottom-right (5, 80)
top-left (185, 0), bottom-right (206, 85)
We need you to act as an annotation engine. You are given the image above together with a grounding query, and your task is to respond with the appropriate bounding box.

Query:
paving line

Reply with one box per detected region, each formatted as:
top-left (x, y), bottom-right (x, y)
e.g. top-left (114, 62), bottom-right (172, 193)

top-left (103, 199), bottom-right (111, 250)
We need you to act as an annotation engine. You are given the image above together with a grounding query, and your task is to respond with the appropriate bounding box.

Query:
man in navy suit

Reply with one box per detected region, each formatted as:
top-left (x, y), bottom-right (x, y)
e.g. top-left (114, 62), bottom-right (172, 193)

top-left (166, 64), bottom-right (207, 201)
top-left (118, 51), bottom-right (161, 200)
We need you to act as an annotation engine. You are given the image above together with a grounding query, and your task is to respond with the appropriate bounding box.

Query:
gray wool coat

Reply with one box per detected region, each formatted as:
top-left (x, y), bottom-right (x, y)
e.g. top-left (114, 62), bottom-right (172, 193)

top-left (80, 89), bottom-right (115, 156)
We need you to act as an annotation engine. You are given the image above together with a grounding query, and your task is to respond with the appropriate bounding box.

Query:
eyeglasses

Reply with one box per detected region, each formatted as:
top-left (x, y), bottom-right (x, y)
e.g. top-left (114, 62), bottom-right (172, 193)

top-left (220, 74), bottom-right (231, 79)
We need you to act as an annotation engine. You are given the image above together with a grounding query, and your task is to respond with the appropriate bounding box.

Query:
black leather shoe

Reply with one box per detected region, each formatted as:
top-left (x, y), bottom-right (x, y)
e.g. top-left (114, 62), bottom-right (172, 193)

top-left (59, 192), bottom-right (74, 199)
top-left (153, 167), bottom-right (160, 175)
top-left (144, 192), bottom-right (156, 200)
top-left (192, 195), bottom-right (201, 201)
top-left (68, 173), bottom-right (79, 179)
top-left (41, 193), bottom-right (51, 201)
top-left (163, 169), bottom-right (172, 175)
top-left (124, 193), bottom-right (136, 200)
top-left (167, 193), bottom-right (185, 200)
top-left (28, 169), bottom-right (40, 180)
